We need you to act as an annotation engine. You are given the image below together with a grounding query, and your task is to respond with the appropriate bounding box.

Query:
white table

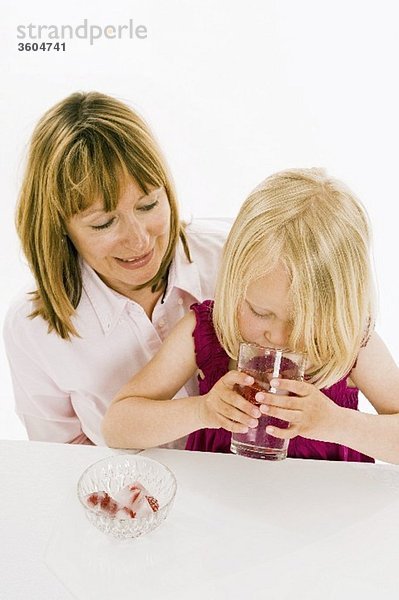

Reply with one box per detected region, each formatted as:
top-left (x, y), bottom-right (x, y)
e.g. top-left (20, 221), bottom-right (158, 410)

top-left (1, 440), bottom-right (399, 600)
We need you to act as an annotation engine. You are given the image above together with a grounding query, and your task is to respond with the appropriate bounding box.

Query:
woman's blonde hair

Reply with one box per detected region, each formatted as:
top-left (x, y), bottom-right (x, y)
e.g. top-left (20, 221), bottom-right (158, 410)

top-left (16, 91), bottom-right (190, 339)
top-left (213, 168), bottom-right (375, 389)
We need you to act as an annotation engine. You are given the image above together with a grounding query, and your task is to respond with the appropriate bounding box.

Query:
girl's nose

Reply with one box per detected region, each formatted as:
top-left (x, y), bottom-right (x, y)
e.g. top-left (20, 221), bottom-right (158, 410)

top-left (264, 324), bottom-right (289, 348)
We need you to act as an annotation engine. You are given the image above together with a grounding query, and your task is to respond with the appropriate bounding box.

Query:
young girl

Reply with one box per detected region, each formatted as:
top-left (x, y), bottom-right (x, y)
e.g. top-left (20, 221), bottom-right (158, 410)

top-left (102, 168), bottom-right (399, 464)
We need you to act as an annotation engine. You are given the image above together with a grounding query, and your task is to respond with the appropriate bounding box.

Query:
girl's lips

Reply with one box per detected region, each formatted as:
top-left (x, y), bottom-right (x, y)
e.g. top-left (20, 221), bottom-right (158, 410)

top-left (114, 249), bottom-right (154, 270)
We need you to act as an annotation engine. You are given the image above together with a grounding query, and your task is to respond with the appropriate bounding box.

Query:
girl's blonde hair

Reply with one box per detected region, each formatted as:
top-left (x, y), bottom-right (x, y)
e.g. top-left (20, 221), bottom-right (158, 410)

top-left (16, 91), bottom-right (190, 339)
top-left (213, 168), bottom-right (375, 389)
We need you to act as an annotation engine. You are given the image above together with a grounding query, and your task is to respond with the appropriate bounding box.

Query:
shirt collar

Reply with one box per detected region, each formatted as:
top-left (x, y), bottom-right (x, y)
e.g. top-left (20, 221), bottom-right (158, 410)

top-left (164, 237), bottom-right (202, 303)
top-left (81, 260), bottom-right (130, 335)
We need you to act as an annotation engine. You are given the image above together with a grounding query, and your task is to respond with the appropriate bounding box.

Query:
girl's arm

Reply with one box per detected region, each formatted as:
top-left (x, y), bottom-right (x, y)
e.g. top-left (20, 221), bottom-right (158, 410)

top-left (332, 331), bottom-right (399, 463)
top-left (257, 332), bottom-right (399, 464)
top-left (102, 312), bottom-right (200, 448)
top-left (349, 331), bottom-right (399, 414)
top-left (102, 312), bottom-right (261, 449)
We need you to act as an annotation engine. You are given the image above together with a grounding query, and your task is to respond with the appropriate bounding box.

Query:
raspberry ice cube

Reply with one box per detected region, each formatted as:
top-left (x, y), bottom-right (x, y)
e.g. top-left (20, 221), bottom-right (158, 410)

top-left (85, 481), bottom-right (159, 519)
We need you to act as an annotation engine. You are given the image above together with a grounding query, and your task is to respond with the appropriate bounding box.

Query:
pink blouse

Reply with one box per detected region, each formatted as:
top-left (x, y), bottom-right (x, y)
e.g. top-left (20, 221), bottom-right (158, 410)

top-left (3, 219), bottom-right (231, 446)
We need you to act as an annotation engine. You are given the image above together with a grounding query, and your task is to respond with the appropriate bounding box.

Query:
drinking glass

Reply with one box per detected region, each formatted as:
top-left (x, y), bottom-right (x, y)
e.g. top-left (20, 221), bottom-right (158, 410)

top-left (230, 343), bottom-right (306, 460)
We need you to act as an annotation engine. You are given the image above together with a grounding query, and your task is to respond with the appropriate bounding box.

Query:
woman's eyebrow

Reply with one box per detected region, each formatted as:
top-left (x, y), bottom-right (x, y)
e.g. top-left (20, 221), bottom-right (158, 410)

top-left (79, 187), bottom-right (161, 220)
top-left (79, 207), bottom-right (108, 220)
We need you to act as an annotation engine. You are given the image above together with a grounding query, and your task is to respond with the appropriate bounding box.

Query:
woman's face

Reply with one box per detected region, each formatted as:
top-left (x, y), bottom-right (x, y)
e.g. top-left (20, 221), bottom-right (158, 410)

top-left (66, 178), bottom-right (171, 296)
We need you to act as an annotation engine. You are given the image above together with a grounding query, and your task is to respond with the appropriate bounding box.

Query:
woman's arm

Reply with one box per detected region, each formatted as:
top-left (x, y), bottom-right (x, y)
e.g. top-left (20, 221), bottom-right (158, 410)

top-left (3, 308), bottom-right (93, 444)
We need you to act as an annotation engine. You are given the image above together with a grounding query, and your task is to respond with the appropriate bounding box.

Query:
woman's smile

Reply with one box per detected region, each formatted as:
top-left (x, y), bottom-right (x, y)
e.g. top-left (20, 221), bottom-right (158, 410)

top-left (114, 249), bottom-right (154, 270)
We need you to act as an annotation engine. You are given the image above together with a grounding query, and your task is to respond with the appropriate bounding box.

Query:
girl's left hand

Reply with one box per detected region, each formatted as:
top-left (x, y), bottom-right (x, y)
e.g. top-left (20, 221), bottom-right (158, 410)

top-left (258, 378), bottom-right (342, 442)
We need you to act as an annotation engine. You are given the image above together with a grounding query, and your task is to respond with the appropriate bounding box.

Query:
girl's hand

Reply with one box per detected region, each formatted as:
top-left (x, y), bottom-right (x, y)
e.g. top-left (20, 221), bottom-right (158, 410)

top-left (258, 379), bottom-right (342, 442)
top-left (199, 371), bottom-right (262, 432)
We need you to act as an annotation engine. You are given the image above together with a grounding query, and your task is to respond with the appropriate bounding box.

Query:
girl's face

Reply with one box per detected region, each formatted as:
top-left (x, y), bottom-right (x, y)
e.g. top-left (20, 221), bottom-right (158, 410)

top-left (237, 263), bottom-right (293, 349)
top-left (66, 178), bottom-right (171, 296)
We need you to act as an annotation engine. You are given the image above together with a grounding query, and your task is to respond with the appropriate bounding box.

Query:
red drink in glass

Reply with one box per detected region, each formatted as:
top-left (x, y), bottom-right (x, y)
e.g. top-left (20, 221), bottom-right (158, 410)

top-left (230, 344), bottom-right (306, 460)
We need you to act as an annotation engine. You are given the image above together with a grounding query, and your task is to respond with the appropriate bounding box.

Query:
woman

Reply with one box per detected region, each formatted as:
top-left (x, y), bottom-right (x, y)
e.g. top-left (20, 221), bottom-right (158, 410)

top-left (3, 91), bottom-right (230, 446)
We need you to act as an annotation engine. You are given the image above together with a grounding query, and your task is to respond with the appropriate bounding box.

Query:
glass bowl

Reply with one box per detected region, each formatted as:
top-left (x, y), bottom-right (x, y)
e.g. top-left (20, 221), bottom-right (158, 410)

top-left (77, 454), bottom-right (177, 539)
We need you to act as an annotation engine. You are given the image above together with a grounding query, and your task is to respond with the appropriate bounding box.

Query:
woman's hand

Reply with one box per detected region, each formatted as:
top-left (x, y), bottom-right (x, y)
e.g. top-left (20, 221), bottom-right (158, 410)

top-left (258, 378), bottom-right (342, 442)
top-left (199, 371), bottom-right (262, 432)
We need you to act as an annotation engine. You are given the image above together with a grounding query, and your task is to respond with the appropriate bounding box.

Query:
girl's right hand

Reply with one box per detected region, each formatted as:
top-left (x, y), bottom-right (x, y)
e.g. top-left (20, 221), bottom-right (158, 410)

top-left (198, 370), bottom-right (261, 432)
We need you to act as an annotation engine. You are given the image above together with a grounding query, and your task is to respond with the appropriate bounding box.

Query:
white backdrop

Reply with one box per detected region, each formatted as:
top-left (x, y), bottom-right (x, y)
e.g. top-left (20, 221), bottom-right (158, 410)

top-left (1, 0), bottom-right (398, 439)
